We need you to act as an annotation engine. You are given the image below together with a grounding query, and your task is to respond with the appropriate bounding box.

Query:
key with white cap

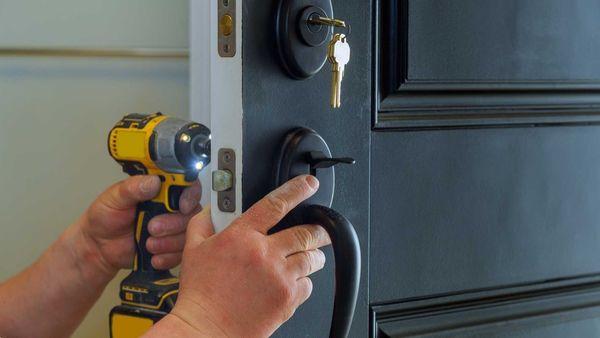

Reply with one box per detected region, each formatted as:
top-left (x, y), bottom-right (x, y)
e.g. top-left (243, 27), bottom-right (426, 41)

top-left (327, 33), bottom-right (350, 108)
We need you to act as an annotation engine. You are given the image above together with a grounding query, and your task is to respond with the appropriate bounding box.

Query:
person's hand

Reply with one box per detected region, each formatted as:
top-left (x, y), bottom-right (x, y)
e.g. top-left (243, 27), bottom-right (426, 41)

top-left (160, 175), bottom-right (331, 338)
top-left (76, 175), bottom-right (202, 277)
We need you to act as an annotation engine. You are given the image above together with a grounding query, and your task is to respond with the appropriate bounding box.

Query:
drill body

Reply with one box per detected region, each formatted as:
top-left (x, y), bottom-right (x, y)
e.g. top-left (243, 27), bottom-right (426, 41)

top-left (107, 113), bottom-right (210, 338)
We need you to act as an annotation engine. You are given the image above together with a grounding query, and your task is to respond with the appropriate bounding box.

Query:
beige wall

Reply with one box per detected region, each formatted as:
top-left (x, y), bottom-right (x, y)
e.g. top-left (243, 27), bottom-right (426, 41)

top-left (0, 1), bottom-right (189, 337)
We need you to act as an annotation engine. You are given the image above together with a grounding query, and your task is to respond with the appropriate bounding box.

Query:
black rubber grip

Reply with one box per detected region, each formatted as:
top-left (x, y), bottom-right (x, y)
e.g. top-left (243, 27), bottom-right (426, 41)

top-left (134, 201), bottom-right (169, 272)
top-left (292, 205), bottom-right (361, 338)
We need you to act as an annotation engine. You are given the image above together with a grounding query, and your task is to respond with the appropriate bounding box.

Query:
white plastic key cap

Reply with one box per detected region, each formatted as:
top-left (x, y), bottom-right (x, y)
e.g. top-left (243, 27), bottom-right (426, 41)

top-left (327, 33), bottom-right (350, 108)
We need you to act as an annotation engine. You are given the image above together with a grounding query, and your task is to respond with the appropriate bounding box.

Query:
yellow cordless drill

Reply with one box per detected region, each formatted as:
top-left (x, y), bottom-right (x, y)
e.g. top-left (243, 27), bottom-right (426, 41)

top-left (107, 113), bottom-right (211, 338)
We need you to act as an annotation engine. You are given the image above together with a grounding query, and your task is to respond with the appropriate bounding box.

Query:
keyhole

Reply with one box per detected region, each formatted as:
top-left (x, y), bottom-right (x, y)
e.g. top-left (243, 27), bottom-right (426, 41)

top-left (307, 13), bottom-right (324, 33)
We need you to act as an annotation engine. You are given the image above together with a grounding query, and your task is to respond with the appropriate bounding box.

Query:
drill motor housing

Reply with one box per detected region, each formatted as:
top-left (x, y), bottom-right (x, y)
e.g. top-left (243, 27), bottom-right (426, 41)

top-left (108, 112), bottom-right (211, 211)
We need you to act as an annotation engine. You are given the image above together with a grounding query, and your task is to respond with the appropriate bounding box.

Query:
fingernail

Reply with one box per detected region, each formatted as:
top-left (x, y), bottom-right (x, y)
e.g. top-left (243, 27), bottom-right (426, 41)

top-left (146, 238), bottom-right (155, 251)
top-left (316, 250), bottom-right (326, 268)
top-left (148, 219), bottom-right (162, 235)
top-left (306, 175), bottom-right (319, 191)
top-left (140, 176), bottom-right (159, 194)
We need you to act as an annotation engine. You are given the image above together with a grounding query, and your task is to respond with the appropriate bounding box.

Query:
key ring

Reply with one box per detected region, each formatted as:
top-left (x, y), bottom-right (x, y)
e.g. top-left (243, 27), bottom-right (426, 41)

top-left (307, 16), bottom-right (351, 36)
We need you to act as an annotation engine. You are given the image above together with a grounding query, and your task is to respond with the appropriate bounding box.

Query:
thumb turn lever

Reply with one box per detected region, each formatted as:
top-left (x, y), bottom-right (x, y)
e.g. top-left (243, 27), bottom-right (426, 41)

top-left (307, 151), bottom-right (355, 169)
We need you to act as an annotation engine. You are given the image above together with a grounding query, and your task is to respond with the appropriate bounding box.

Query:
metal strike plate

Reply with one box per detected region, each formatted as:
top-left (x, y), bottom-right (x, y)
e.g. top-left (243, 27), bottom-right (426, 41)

top-left (218, 0), bottom-right (236, 57)
top-left (215, 148), bottom-right (236, 212)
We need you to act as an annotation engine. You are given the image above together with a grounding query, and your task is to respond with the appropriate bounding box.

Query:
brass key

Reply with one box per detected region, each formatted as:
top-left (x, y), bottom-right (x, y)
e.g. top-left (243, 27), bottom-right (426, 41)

top-left (327, 33), bottom-right (350, 108)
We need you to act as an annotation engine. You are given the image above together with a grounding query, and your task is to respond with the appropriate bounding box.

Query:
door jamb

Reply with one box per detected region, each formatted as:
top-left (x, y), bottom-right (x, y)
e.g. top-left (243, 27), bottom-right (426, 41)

top-left (190, 0), bottom-right (244, 231)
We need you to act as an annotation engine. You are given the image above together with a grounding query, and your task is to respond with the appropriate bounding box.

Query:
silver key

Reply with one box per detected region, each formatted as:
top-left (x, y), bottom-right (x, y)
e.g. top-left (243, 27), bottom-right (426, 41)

top-left (327, 33), bottom-right (350, 108)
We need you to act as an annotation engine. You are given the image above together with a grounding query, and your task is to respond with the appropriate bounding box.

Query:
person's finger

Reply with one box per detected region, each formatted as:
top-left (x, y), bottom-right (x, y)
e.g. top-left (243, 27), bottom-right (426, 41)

top-left (151, 253), bottom-right (183, 270)
top-left (286, 249), bottom-right (326, 278)
top-left (239, 175), bottom-right (319, 234)
top-left (269, 225), bottom-right (331, 256)
top-left (293, 277), bottom-right (314, 309)
top-left (147, 233), bottom-right (186, 255)
top-left (179, 181), bottom-right (202, 215)
top-left (97, 175), bottom-right (161, 211)
top-left (186, 206), bottom-right (216, 247)
top-left (148, 206), bottom-right (201, 237)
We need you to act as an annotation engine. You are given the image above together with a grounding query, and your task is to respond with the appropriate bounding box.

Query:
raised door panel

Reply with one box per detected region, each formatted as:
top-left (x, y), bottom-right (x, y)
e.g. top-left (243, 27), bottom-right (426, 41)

top-left (376, 0), bottom-right (600, 128)
top-left (373, 277), bottom-right (600, 337)
top-left (370, 126), bottom-right (600, 303)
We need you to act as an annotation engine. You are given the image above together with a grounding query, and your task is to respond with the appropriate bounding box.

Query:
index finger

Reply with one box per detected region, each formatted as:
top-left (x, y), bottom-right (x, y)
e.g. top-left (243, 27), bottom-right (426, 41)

top-left (239, 175), bottom-right (319, 234)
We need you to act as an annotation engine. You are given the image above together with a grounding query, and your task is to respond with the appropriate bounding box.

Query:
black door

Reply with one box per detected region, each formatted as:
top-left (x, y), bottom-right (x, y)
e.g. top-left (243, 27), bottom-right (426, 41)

top-left (240, 0), bottom-right (600, 337)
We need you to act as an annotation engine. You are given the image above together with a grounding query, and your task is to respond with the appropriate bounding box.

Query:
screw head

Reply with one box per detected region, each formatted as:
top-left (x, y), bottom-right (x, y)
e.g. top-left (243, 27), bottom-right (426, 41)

top-left (222, 197), bottom-right (232, 209)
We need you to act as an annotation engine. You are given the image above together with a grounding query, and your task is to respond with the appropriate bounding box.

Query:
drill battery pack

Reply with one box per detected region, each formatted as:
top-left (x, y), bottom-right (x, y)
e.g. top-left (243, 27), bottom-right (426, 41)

top-left (109, 270), bottom-right (178, 338)
top-left (109, 305), bottom-right (166, 338)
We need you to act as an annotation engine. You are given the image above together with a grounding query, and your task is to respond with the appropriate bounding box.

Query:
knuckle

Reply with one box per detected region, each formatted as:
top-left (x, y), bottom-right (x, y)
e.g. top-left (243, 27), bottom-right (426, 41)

top-left (85, 204), bottom-right (102, 225)
top-left (119, 179), bottom-right (135, 197)
top-left (265, 194), bottom-right (289, 217)
top-left (221, 227), bottom-right (242, 244)
top-left (247, 242), bottom-right (268, 266)
top-left (276, 282), bottom-right (295, 306)
top-left (293, 227), bottom-right (315, 251)
top-left (171, 218), bottom-right (187, 234)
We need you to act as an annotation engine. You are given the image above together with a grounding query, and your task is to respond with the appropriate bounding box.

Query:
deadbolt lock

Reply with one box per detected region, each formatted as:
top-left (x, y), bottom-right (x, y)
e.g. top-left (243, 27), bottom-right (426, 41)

top-left (218, 0), bottom-right (236, 57)
top-left (276, 0), bottom-right (348, 80)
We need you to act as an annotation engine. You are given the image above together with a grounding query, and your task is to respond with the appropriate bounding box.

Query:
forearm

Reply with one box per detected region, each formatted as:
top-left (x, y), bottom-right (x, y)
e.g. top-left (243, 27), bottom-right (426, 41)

top-left (0, 218), bottom-right (116, 338)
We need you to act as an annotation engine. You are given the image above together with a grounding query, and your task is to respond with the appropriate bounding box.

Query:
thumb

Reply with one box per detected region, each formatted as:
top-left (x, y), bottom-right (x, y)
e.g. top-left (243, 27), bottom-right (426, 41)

top-left (98, 175), bottom-right (161, 211)
top-left (186, 206), bottom-right (215, 246)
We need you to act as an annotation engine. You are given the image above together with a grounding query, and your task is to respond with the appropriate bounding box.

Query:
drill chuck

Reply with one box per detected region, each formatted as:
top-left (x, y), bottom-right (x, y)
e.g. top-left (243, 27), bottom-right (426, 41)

top-left (151, 116), bottom-right (211, 176)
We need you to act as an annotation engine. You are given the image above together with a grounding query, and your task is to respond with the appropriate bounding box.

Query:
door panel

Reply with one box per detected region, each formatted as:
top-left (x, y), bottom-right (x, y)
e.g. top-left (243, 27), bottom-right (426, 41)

top-left (241, 1), bottom-right (371, 336)
top-left (377, 0), bottom-right (600, 128)
top-left (372, 278), bottom-right (600, 338)
top-left (235, 0), bottom-right (600, 337)
top-left (406, 0), bottom-right (600, 81)
top-left (371, 127), bottom-right (600, 302)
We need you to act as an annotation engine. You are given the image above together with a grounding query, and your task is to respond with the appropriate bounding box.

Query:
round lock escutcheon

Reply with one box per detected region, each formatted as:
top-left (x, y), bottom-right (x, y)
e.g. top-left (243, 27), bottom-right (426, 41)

top-left (276, 0), bottom-right (334, 79)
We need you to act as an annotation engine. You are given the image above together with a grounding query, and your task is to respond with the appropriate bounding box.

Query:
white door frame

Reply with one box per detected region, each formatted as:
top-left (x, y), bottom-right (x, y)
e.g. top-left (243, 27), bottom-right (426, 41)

top-left (190, 0), bottom-right (243, 231)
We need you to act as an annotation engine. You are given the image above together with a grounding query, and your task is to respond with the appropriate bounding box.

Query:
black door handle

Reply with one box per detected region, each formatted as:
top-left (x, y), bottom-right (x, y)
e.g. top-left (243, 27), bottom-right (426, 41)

top-left (290, 205), bottom-right (361, 338)
top-left (274, 127), bottom-right (361, 337)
